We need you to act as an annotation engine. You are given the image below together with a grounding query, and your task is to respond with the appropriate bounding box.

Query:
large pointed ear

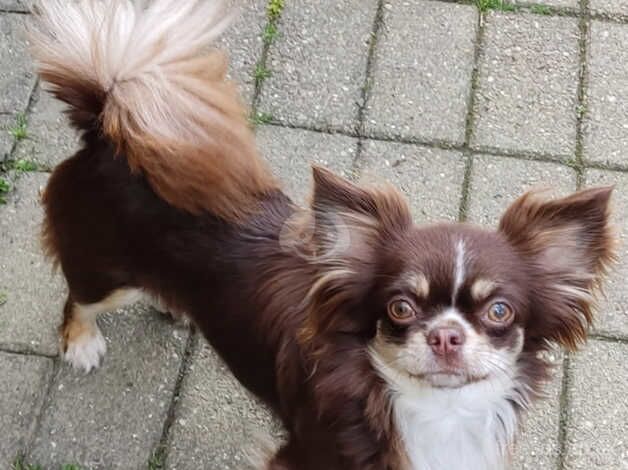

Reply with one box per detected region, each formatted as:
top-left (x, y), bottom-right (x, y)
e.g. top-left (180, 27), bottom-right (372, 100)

top-left (499, 186), bottom-right (617, 348)
top-left (297, 166), bottom-right (412, 343)
top-left (309, 166), bottom-right (412, 257)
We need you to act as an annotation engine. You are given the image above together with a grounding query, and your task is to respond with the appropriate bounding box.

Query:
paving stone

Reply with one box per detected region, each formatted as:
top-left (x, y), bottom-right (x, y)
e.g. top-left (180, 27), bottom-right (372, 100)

top-left (358, 140), bottom-right (466, 223)
top-left (590, 0), bottom-right (628, 15)
top-left (472, 13), bottom-right (580, 157)
top-left (583, 169), bottom-right (628, 336)
top-left (564, 339), bottom-right (628, 469)
top-left (1, 13), bottom-right (35, 160)
top-left (30, 307), bottom-right (189, 469)
top-left (515, 0), bottom-right (578, 7)
top-left (467, 155), bottom-right (576, 226)
top-left (0, 172), bottom-right (65, 355)
top-left (0, 14), bottom-right (35, 114)
top-left (258, 0), bottom-right (377, 131)
top-left (364, 1), bottom-right (477, 145)
top-left (512, 351), bottom-right (563, 470)
top-left (166, 340), bottom-right (282, 470)
top-left (220, 0), bottom-right (266, 106)
top-left (256, 125), bottom-right (358, 205)
top-left (0, 0), bottom-right (30, 12)
top-left (0, 352), bottom-right (53, 464)
top-left (583, 21), bottom-right (628, 166)
top-left (14, 87), bottom-right (80, 168)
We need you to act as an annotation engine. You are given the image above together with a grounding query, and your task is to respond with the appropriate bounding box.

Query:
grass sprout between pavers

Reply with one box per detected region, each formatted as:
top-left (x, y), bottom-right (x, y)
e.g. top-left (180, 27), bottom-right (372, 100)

top-left (250, 0), bottom-right (286, 124)
top-left (476, 0), bottom-right (517, 12)
top-left (0, 176), bottom-right (10, 204)
top-left (12, 455), bottom-right (83, 470)
top-left (8, 113), bottom-right (28, 141)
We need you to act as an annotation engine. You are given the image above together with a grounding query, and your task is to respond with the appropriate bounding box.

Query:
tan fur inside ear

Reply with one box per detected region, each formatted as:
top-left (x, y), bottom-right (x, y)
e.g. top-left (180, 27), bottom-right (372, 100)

top-left (499, 187), bottom-right (618, 349)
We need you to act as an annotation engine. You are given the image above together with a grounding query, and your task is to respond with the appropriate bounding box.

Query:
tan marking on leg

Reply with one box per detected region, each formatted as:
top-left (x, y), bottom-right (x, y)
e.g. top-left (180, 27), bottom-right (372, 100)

top-left (61, 288), bottom-right (142, 373)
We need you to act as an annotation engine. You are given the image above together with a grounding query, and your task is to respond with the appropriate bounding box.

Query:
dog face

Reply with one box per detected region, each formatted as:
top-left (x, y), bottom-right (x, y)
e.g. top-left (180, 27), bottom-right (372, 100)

top-left (300, 167), bottom-right (615, 392)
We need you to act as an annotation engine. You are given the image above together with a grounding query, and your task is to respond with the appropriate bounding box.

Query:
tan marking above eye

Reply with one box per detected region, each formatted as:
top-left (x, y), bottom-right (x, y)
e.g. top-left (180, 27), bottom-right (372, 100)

top-left (471, 278), bottom-right (496, 302)
top-left (404, 272), bottom-right (429, 298)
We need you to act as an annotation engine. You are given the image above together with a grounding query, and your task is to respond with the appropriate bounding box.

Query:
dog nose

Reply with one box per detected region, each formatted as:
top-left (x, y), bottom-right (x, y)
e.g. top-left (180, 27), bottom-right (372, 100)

top-left (427, 327), bottom-right (465, 356)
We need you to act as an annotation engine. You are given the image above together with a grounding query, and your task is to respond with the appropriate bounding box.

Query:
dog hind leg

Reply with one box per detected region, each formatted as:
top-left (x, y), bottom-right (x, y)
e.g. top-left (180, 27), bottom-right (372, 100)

top-left (61, 288), bottom-right (143, 372)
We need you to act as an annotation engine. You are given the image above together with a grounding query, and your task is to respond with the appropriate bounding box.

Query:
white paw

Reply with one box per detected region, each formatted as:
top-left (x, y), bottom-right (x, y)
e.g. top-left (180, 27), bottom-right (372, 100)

top-left (63, 328), bottom-right (107, 373)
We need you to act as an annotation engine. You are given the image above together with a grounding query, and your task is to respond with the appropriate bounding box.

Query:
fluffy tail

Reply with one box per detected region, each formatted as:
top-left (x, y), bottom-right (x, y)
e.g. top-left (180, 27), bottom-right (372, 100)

top-left (30, 0), bottom-right (277, 220)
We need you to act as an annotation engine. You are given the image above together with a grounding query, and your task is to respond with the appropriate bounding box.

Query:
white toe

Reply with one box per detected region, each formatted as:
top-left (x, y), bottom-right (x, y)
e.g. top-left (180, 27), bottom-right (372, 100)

top-left (64, 329), bottom-right (107, 373)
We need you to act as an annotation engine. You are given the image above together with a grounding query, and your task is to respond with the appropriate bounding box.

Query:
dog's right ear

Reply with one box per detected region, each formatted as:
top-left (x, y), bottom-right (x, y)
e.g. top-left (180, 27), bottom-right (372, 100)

top-left (297, 167), bottom-right (412, 343)
top-left (309, 166), bottom-right (412, 257)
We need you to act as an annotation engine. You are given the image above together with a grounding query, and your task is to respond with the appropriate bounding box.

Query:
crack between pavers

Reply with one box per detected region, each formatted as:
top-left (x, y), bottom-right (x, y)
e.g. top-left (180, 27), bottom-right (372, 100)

top-left (150, 329), bottom-right (198, 467)
top-left (557, 352), bottom-right (572, 470)
top-left (0, 343), bottom-right (58, 358)
top-left (457, 7), bottom-right (486, 223)
top-left (3, 78), bottom-right (39, 168)
top-left (24, 357), bottom-right (60, 458)
top-left (352, 0), bottom-right (385, 175)
top-left (589, 331), bottom-right (628, 345)
top-left (0, 8), bottom-right (30, 15)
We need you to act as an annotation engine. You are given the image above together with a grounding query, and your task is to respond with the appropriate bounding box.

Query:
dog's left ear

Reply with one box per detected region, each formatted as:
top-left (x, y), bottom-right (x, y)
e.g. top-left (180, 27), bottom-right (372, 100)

top-left (499, 186), bottom-right (616, 348)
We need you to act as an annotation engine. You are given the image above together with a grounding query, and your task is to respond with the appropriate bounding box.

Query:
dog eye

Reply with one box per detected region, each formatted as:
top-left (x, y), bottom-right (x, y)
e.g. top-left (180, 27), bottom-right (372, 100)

top-left (486, 302), bottom-right (514, 324)
top-left (388, 299), bottom-right (416, 323)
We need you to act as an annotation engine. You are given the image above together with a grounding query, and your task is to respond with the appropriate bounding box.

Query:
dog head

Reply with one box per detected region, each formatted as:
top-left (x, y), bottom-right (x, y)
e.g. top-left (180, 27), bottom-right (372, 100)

top-left (299, 167), bottom-right (615, 392)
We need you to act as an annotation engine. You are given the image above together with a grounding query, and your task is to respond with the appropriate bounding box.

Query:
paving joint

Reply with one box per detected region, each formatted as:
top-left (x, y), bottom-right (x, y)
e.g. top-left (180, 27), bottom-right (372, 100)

top-left (353, 0), bottom-right (385, 174)
top-left (0, 343), bottom-right (58, 359)
top-left (23, 358), bottom-right (59, 458)
top-left (152, 330), bottom-right (198, 467)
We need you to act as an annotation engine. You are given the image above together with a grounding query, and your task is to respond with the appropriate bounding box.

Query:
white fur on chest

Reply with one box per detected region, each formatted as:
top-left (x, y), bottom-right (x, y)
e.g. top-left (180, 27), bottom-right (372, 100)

top-left (374, 359), bottom-right (521, 470)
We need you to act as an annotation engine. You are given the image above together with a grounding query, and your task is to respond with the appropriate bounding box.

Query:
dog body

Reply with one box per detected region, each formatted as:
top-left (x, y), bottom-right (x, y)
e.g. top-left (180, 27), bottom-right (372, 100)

top-left (30, 1), bottom-right (615, 469)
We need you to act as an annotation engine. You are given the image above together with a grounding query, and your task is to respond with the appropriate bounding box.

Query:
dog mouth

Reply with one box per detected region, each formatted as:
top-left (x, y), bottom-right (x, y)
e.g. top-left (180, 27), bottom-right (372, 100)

top-left (408, 369), bottom-right (489, 388)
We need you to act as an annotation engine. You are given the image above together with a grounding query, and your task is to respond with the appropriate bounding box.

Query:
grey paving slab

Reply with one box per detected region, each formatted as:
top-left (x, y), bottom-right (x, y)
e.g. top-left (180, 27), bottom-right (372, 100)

top-left (1, 113), bottom-right (15, 161)
top-left (30, 307), bottom-right (189, 469)
top-left (0, 14), bottom-right (35, 113)
top-left (512, 351), bottom-right (563, 470)
top-left (467, 155), bottom-right (576, 226)
top-left (472, 12), bottom-right (580, 157)
top-left (0, 352), bottom-right (53, 464)
top-left (358, 140), bottom-right (466, 223)
top-left (0, 0), bottom-right (29, 11)
top-left (256, 125), bottom-right (358, 205)
top-left (583, 169), bottom-right (628, 336)
top-left (516, 0), bottom-right (578, 6)
top-left (564, 339), bottom-right (628, 469)
top-left (590, 0), bottom-right (628, 15)
top-left (258, 0), bottom-right (377, 132)
top-left (166, 340), bottom-right (282, 470)
top-left (364, 1), bottom-right (477, 145)
top-left (220, 0), bottom-right (266, 106)
top-left (583, 21), bottom-right (628, 167)
top-left (14, 87), bottom-right (80, 168)
top-left (0, 172), bottom-right (65, 355)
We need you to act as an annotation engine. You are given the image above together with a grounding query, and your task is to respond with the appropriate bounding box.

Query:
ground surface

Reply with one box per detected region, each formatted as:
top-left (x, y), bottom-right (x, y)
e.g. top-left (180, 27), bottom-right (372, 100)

top-left (1, 0), bottom-right (627, 469)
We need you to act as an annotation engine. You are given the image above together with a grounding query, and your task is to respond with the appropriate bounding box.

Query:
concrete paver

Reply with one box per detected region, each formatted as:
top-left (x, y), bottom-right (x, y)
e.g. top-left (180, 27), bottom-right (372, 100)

top-left (258, 0), bottom-right (377, 132)
top-left (364, 1), bottom-right (477, 144)
top-left (564, 340), bottom-right (628, 470)
top-left (0, 172), bottom-right (64, 355)
top-left (166, 340), bottom-right (281, 470)
top-left (0, 352), bottom-right (53, 464)
top-left (590, 0), bottom-right (628, 16)
top-left (584, 21), bottom-right (628, 167)
top-left (512, 352), bottom-right (563, 470)
top-left (29, 307), bottom-right (189, 469)
top-left (14, 87), bottom-right (80, 169)
top-left (256, 125), bottom-right (358, 205)
top-left (472, 12), bottom-right (580, 157)
top-left (358, 140), bottom-right (465, 222)
top-left (467, 155), bottom-right (576, 226)
top-left (220, 0), bottom-right (267, 106)
top-left (583, 169), bottom-right (628, 336)
top-left (0, 13), bottom-right (36, 160)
